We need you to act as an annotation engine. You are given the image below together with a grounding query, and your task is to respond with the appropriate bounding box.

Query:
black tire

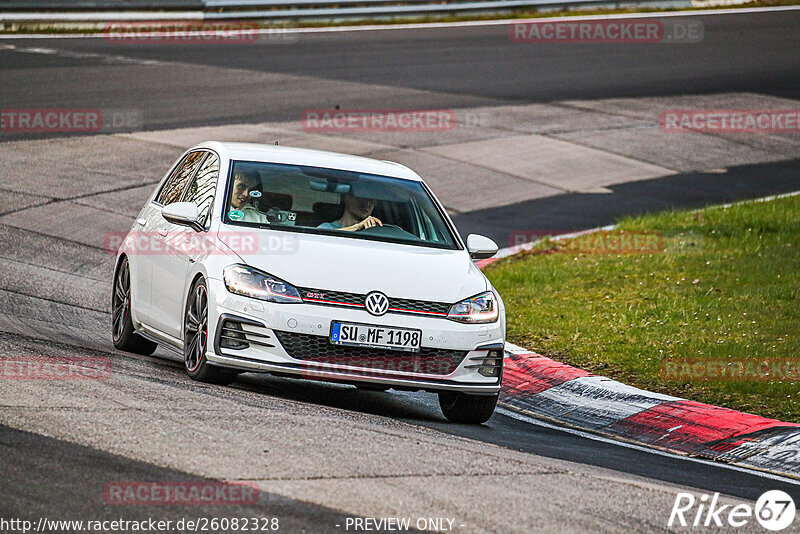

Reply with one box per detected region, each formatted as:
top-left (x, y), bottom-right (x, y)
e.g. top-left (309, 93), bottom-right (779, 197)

top-left (438, 392), bottom-right (498, 424)
top-left (183, 277), bottom-right (237, 386)
top-left (112, 257), bottom-right (157, 355)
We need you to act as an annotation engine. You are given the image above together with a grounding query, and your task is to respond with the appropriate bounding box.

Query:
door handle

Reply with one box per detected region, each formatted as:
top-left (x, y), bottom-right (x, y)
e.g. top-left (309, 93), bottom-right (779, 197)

top-left (157, 227), bottom-right (168, 236)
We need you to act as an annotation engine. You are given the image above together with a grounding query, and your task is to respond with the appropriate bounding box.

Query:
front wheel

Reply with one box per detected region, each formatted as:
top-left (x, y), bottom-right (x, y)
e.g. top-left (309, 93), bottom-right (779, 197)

top-left (183, 278), bottom-right (237, 385)
top-left (438, 392), bottom-right (498, 424)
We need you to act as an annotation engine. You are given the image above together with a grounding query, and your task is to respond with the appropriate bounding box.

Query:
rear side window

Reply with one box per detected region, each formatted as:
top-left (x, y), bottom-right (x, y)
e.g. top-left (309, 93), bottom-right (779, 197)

top-left (183, 152), bottom-right (219, 229)
top-left (156, 151), bottom-right (206, 206)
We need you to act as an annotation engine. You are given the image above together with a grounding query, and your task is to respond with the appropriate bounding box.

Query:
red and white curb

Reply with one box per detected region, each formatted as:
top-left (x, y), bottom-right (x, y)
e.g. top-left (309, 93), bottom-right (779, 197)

top-left (482, 191), bottom-right (800, 480)
top-left (498, 345), bottom-right (800, 480)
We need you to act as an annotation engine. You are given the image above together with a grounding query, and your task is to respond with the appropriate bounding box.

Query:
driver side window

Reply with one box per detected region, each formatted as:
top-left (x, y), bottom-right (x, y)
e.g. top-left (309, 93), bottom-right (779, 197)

top-left (183, 153), bottom-right (219, 229)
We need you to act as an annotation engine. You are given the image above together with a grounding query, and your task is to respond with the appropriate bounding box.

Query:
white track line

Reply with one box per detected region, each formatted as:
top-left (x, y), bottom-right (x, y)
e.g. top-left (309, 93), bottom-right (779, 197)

top-left (717, 189), bottom-right (800, 209)
top-left (0, 5), bottom-right (798, 39)
top-left (496, 407), bottom-right (800, 487)
top-left (1, 43), bottom-right (163, 64)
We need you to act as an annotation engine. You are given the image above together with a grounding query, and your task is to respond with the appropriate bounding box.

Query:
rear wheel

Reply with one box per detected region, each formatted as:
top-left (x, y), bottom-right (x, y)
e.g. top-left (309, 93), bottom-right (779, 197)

top-left (112, 257), bottom-right (157, 355)
top-left (184, 278), bottom-right (237, 385)
top-left (438, 392), bottom-right (498, 424)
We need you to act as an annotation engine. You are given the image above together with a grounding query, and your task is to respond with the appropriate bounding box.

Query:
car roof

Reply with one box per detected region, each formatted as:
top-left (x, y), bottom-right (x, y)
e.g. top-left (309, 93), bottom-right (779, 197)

top-left (193, 141), bottom-right (423, 182)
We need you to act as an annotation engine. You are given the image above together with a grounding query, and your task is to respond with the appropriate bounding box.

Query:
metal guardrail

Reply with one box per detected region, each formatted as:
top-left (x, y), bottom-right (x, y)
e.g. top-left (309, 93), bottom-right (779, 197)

top-left (0, 1), bottom-right (203, 9)
top-left (0, 0), bottom-right (690, 22)
top-left (207, 0), bottom-right (640, 19)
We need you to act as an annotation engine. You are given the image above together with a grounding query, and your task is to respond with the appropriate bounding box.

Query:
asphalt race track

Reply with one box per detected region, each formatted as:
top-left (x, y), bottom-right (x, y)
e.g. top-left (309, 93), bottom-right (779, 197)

top-left (2, 10), bottom-right (800, 129)
top-left (1, 8), bottom-right (800, 533)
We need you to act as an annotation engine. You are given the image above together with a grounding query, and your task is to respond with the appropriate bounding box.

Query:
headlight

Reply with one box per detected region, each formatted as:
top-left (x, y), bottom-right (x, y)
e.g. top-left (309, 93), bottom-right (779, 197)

top-left (447, 291), bottom-right (499, 323)
top-left (223, 264), bottom-right (302, 303)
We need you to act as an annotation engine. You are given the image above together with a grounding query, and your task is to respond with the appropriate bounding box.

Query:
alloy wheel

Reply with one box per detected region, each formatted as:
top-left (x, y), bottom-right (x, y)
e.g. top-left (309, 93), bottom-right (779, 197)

top-left (184, 283), bottom-right (208, 372)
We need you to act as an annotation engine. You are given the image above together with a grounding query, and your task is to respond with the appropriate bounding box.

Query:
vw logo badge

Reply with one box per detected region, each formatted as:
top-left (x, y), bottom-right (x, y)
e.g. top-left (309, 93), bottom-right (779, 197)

top-left (365, 291), bottom-right (390, 316)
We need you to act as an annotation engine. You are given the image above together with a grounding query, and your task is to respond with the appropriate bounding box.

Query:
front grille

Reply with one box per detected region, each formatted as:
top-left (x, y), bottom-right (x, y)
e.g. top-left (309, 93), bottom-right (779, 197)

top-left (300, 289), bottom-right (363, 307)
top-left (298, 287), bottom-right (451, 317)
top-left (274, 331), bottom-right (468, 375)
top-left (390, 297), bottom-right (450, 316)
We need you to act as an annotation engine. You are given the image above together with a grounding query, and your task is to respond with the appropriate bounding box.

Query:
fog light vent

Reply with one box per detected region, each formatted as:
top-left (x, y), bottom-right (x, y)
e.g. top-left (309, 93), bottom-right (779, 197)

top-left (465, 349), bottom-right (504, 377)
top-left (220, 320), bottom-right (249, 350)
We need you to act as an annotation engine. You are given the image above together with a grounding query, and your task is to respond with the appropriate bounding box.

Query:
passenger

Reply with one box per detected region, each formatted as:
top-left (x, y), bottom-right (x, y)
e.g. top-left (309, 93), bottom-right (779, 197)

top-left (318, 193), bottom-right (382, 231)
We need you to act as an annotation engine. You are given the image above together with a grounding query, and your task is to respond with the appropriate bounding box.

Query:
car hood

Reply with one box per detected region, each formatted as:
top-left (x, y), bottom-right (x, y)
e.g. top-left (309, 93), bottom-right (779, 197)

top-left (217, 226), bottom-right (488, 303)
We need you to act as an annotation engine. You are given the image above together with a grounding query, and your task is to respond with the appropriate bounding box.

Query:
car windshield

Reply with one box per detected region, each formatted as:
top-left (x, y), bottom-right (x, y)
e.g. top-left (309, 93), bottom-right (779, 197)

top-left (223, 160), bottom-right (460, 250)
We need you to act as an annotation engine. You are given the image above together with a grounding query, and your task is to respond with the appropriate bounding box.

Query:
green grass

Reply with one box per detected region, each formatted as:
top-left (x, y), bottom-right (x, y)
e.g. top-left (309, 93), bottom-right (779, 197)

top-left (486, 195), bottom-right (800, 422)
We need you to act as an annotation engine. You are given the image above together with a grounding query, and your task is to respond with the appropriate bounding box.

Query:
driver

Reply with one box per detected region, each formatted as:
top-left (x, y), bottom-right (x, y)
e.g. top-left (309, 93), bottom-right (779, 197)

top-left (318, 193), bottom-right (383, 231)
top-left (229, 169), bottom-right (269, 224)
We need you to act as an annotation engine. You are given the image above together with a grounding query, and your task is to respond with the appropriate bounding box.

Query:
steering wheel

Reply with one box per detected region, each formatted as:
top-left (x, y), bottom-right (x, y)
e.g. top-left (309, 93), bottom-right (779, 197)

top-left (359, 224), bottom-right (421, 242)
top-left (359, 223), bottom-right (403, 232)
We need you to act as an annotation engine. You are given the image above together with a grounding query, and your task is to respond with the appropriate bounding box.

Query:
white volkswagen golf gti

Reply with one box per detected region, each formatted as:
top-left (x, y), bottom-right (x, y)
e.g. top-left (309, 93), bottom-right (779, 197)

top-left (112, 142), bottom-right (505, 423)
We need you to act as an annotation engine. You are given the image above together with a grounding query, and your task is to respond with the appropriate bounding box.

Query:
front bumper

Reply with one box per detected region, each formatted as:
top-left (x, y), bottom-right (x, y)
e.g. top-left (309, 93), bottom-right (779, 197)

top-left (204, 277), bottom-right (504, 395)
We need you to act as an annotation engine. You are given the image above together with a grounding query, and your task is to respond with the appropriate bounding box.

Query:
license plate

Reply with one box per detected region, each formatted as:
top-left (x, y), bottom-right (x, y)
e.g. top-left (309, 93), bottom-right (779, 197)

top-left (330, 322), bottom-right (421, 353)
